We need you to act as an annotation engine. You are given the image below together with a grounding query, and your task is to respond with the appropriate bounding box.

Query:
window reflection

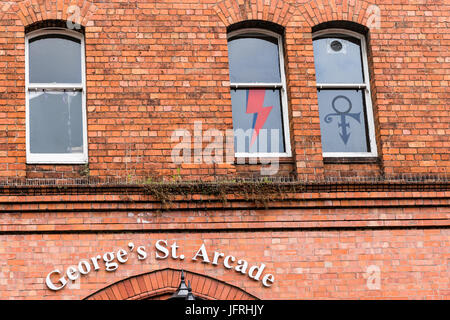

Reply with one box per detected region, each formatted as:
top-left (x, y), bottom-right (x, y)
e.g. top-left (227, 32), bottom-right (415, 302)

top-left (313, 35), bottom-right (364, 84)
top-left (29, 91), bottom-right (83, 154)
top-left (228, 34), bottom-right (281, 83)
top-left (29, 34), bottom-right (82, 83)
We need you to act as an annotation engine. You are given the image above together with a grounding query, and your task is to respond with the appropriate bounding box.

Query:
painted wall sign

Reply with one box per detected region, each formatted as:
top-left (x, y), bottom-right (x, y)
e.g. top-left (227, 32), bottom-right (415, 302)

top-left (45, 240), bottom-right (275, 291)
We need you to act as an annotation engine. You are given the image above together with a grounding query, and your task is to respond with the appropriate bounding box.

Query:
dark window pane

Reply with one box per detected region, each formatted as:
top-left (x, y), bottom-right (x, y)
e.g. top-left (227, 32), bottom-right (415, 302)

top-left (318, 89), bottom-right (368, 153)
top-left (313, 36), bottom-right (364, 84)
top-left (29, 91), bottom-right (83, 154)
top-left (228, 34), bottom-right (281, 83)
top-left (231, 88), bottom-right (285, 153)
top-left (29, 34), bottom-right (82, 83)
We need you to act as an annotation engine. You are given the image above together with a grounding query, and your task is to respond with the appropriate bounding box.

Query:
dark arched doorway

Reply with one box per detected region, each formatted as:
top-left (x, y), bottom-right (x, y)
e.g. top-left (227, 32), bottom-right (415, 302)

top-left (84, 268), bottom-right (259, 300)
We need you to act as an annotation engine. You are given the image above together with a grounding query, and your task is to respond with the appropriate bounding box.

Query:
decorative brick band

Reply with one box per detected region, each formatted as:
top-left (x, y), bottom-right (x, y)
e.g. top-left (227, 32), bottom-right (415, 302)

top-left (85, 268), bottom-right (258, 300)
top-left (211, 0), bottom-right (380, 29)
top-left (7, 0), bottom-right (97, 27)
top-left (211, 0), bottom-right (296, 27)
top-left (299, 0), bottom-right (379, 28)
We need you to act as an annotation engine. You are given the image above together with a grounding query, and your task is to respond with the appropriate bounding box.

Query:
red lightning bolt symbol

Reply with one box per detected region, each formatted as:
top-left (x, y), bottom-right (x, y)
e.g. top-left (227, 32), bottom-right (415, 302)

top-left (246, 89), bottom-right (273, 146)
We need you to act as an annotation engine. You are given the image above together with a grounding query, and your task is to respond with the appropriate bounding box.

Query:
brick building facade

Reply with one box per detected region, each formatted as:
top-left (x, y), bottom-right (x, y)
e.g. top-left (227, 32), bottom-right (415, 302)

top-left (0, 0), bottom-right (448, 300)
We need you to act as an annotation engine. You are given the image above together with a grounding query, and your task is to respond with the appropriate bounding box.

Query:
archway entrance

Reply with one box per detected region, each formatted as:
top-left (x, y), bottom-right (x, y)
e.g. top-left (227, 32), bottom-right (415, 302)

top-left (84, 268), bottom-right (259, 300)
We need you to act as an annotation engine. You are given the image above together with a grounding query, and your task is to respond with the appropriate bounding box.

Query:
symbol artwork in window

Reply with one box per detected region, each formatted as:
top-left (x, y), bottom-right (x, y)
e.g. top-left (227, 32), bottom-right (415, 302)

top-left (313, 31), bottom-right (376, 156)
top-left (324, 95), bottom-right (361, 145)
top-left (317, 90), bottom-right (368, 153)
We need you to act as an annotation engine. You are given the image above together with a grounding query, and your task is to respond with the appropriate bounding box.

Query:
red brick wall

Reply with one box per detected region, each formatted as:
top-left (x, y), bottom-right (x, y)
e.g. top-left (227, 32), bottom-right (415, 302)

top-left (1, 228), bottom-right (449, 300)
top-left (0, 0), bottom-right (448, 301)
top-left (0, 186), bottom-right (448, 299)
top-left (0, 0), bottom-right (448, 181)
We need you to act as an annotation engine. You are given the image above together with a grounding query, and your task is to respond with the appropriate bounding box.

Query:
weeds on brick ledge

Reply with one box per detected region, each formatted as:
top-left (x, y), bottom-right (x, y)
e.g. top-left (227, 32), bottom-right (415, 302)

top-left (0, 174), bottom-right (448, 212)
top-left (0, 173), bottom-right (448, 187)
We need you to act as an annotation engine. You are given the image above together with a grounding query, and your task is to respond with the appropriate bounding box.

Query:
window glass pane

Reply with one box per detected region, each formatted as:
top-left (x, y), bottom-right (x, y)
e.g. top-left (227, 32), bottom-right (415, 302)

top-left (231, 88), bottom-right (285, 153)
top-left (29, 34), bottom-right (82, 83)
top-left (318, 89), bottom-right (368, 153)
top-left (313, 36), bottom-right (364, 84)
top-left (29, 91), bottom-right (83, 154)
top-left (228, 34), bottom-right (281, 83)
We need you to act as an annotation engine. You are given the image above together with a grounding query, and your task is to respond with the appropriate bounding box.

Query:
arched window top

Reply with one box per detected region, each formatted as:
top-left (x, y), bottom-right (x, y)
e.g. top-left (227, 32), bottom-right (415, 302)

top-left (312, 29), bottom-right (366, 85)
top-left (25, 19), bottom-right (85, 35)
top-left (227, 20), bottom-right (284, 36)
top-left (227, 28), bottom-right (282, 84)
top-left (27, 29), bottom-right (84, 84)
top-left (312, 20), bottom-right (368, 36)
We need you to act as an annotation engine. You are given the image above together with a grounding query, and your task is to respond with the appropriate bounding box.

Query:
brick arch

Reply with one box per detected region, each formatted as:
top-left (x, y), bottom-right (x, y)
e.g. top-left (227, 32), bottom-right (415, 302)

top-left (211, 0), bottom-right (297, 28)
top-left (84, 268), bottom-right (259, 300)
top-left (8, 0), bottom-right (97, 27)
top-left (299, 0), bottom-right (380, 29)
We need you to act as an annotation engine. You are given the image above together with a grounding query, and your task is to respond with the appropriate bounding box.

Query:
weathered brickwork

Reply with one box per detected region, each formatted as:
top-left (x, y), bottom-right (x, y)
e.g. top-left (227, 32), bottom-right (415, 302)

top-left (0, 184), bottom-right (448, 299)
top-left (0, 0), bottom-right (448, 300)
top-left (1, 229), bottom-right (449, 300)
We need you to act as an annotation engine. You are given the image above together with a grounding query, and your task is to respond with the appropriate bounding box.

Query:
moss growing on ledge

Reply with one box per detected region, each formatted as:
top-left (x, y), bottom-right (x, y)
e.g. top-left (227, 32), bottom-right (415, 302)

top-left (0, 174), bottom-right (448, 212)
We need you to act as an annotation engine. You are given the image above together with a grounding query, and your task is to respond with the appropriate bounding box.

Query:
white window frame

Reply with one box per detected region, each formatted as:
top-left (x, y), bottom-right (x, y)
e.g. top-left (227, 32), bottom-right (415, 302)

top-left (313, 28), bottom-right (377, 158)
top-left (228, 28), bottom-right (292, 158)
top-left (25, 28), bottom-right (88, 164)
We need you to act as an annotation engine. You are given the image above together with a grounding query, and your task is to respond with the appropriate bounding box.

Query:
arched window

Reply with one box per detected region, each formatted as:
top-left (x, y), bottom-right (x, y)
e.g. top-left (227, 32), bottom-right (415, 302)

top-left (227, 28), bottom-right (291, 157)
top-left (312, 29), bottom-right (377, 157)
top-left (25, 28), bottom-right (87, 163)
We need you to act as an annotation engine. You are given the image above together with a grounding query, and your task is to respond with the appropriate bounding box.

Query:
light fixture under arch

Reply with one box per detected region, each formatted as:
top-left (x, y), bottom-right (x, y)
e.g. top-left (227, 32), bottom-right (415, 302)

top-left (84, 268), bottom-right (259, 300)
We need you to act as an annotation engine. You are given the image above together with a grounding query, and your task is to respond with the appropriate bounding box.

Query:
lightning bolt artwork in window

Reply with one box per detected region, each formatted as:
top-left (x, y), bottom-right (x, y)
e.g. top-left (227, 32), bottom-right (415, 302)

top-left (245, 89), bottom-right (273, 146)
top-left (227, 30), bottom-right (290, 156)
